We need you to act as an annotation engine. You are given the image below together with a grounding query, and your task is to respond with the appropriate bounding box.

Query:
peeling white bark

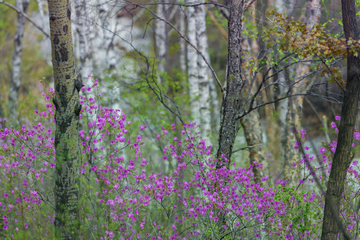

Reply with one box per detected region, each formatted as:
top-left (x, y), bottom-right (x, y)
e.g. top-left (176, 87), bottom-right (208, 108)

top-left (187, 4), bottom-right (200, 124)
top-left (155, 0), bottom-right (168, 83)
top-left (99, 0), bottom-right (117, 70)
top-left (9, 0), bottom-right (30, 120)
top-left (195, 2), bottom-right (212, 145)
top-left (179, 5), bottom-right (186, 74)
top-left (207, 53), bottom-right (220, 133)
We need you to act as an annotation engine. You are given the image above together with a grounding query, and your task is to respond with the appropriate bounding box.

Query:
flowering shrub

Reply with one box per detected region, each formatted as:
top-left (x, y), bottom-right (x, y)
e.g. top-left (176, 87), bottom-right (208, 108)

top-left (0, 77), bottom-right (360, 239)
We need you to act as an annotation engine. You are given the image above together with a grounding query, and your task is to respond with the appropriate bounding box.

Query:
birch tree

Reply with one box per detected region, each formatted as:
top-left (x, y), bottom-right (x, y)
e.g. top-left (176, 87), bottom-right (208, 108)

top-left (156, 0), bottom-right (168, 83)
top-left (195, 2), bottom-right (212, 145)
top-left (8, 0), bottom-right (29, 120)
top-left (48, 0), bottom-right (81, 238)
top-left (178, 5), bottom-right (186, 74)
top-left (99, 0), bottom-right (117, 70)
top-left (187, 3), bottom-right (200, 124)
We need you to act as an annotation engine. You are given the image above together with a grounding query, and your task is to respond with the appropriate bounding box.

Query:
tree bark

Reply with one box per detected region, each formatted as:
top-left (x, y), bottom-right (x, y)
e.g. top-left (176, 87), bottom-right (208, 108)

top-left (9, 0), bottom-right (29, 120)
top-left (321, 0), bottom-right (360, 239)
top-left (156, 0), bottom-right (168, 83)
top-left (99, 0), bottom-right (116, 70)
top-left (275, 0), bottom-right (300, 184)
top-left (240, 36), bottom-right (267, 182)
top-left (75, 0), bottom-right (87, 76)
top-left (284, 0), bottom-right (321, 185)
top-left (187, 2), bottom-right (200, 124)
top-left (48, 0), bottom-right (81, 238)
top-left (216, 0), bottom-right (245, 167)
top-left (195, 2), bottom-right (212, 145)
top-left (178, 4), bottom-right (186, 74)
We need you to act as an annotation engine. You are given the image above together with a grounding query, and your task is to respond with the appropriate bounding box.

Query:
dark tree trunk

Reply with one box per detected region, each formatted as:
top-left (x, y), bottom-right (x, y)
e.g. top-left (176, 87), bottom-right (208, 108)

top-left (321, 0), bottom-right (360, 239)
top-left (48, 0), bottom-right (81, 239)
top-left (216, 0), bottom-right (245, 168)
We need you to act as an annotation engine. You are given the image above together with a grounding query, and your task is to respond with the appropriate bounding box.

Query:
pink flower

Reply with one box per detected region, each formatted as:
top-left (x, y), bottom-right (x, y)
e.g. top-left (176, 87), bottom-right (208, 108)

top-left (319, 147), bottom-right (326, 154)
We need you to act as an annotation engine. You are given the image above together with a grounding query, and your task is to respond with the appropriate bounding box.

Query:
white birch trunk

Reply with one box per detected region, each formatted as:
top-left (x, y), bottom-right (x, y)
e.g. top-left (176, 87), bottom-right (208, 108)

top-left (75, 0), bottom-right (87, 76)
top-left (99, 0), bottom-right (117, 70)
top-left (9, 0), bottom-right (30, 120)
top-left (195, 3), bottom-right (211, 145)
top-left (73, 0), bottom-right (97, 95)
top-left (155, 0), bottom-right (168, 83)
top-left (179, 5), bottom-right (186, 74)
top-left (187, 4), bottom-right (200, 124)
top-left (36, 0), bottom-right (44, 27)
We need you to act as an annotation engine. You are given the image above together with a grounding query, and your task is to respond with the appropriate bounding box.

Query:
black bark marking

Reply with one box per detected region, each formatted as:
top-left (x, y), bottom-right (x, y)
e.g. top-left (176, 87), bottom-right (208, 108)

top-left (74, 103), bottom-right (82, 116)
top-left (50, 16), bottom-right (55, 21)
top-left (63, 24), bottom-right (68, 34)
top-left (60, 85), bottom-right (68, 109)
top-left (53, 35), bottom-right (59, 45)
top-left (53, 98), bottom-right (59, 110)
top-left (55, 51), bottom-right (60, 62)
top-left (67, 9), bottom-right (71, 20)
top-left (65, 74), bottom-right (70, 80)
top-left (59, 44), bottom-right (68, 62)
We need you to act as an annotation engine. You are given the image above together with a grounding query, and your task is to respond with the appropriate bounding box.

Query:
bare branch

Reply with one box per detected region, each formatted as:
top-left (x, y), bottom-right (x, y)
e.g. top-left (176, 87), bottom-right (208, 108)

top-left (291, 127), bottom-right (353, 240)
top-left (126, 0), bottom-right (225, 92)
top-left (0, 0), bottom-right (50, 38)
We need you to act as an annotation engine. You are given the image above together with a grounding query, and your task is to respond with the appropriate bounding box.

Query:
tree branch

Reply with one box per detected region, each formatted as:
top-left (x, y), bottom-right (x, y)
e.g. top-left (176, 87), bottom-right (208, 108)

top-left (0, 0), bottom-right (50, 38)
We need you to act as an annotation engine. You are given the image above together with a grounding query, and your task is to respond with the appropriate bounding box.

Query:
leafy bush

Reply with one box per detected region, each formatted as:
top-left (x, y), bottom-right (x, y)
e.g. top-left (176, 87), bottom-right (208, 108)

top-left (1, 78), bottom-right (360, 239)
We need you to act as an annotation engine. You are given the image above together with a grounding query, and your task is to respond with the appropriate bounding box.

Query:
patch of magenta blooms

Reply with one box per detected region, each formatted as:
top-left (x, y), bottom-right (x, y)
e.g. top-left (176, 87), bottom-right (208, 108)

top-left (0, 78), bottom-right (360, 239)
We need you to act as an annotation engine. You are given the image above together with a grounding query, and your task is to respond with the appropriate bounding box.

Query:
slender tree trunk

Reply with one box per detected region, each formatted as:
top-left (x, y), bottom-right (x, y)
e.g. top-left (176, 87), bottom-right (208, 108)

top-left (215, 2), bottom-right (245, 235)
top-left (48, 0), bottom-right (81, 238)
top-left (8, 0), bottom-right (29, 120)
top-left (285, 0), bottom-right (321, 185)
top-left (99, 0), bottom-right (116, 70)
top-left (195, 2), bottom-right (212, 145)
top-left (156, 0), bottom-right (168, 83)
top-left (208, 57), bottom-right (220, 133)
top-left (216, 0), bottom-right (245, 167)
top-left (275, 0), bottom-right (299, 184)
top-left (240, 37), bottom-right (267, 182)
top-left (321, 0), bottom-right (360, 238)
top-left (187, 3), bottom-right (200, 123)
top-left (75, 0), bottom-right (87, 76)
top-left (36, 0), bottom-right (44, 27)
top-left (178, 5), bottom-right (186, 75)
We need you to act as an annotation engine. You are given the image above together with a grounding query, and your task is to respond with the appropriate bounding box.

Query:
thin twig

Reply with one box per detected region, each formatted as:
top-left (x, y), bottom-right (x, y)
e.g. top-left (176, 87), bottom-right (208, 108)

top-left (126, 1), bottom-right (225, 92)
top-left (0, 0), bottom-right (50, 38)
top-left (232, 144), bottom-right (262, 154)
top-left (291, 126), bottom-right (353, 240)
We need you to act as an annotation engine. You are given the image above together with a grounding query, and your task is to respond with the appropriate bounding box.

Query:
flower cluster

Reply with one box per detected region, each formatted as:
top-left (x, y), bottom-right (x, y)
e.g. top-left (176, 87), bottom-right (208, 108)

top-left (1, 77), bottom-right (360, 239)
